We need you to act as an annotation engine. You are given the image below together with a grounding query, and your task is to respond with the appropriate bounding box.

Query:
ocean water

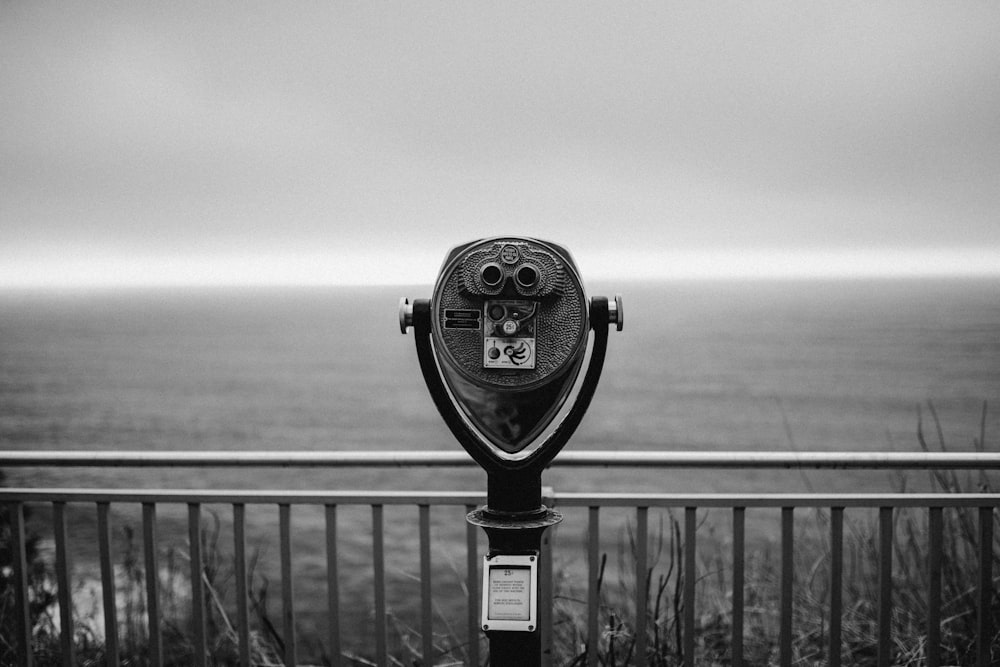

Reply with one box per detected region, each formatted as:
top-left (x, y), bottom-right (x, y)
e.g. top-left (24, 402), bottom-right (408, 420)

top-left (2, 279), bottom-right (998, 656)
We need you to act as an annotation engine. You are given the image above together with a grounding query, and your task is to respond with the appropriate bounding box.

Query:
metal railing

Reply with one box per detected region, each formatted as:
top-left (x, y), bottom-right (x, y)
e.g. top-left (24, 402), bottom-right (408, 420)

top-left (3, 450), bottom-right (999, 667)
top-left (3, 489), bottom-right (486, 667)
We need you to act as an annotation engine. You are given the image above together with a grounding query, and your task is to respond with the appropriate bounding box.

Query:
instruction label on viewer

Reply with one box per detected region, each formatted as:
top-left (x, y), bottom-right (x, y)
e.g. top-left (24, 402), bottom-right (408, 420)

top-left (487, 566), bottom-right (531, 621)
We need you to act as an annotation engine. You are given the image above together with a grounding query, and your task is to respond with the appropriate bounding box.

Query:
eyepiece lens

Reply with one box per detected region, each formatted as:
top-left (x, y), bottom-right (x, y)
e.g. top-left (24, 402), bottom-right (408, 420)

top-left (515, 265), bottom-right (539, 288)
top-left (481, 264), bottom-right (503, 286)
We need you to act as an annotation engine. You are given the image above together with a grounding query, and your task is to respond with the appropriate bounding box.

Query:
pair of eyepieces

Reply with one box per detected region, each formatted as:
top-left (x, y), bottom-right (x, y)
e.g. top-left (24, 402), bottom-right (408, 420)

top-left (481, 263), bottom-right (539, 290)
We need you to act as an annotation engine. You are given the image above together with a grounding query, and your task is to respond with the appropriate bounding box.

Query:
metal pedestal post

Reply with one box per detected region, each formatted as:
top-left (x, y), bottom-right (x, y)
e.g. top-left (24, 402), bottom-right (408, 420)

top-left (406, 290), bottom-right (619, 666)
top-left (467, 470), bottom-right (561, 667)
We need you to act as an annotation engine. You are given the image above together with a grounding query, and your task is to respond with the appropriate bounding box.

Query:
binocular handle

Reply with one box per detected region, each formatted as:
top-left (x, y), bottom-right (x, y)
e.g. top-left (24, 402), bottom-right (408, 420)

top-left (399, 297), bottom-right (414, 334)
top-left (609, 294), bottom-right (624, 332)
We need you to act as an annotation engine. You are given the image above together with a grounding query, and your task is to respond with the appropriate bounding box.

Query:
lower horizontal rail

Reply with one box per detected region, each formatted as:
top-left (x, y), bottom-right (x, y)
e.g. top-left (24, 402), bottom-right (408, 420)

top-left (4, 489), bottom-right (1000, 507)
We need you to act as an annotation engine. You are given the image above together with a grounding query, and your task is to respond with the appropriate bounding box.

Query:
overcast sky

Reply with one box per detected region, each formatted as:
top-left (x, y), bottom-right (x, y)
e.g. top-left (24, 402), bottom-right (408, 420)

top-left (2, 2), bottom-right (999, 286)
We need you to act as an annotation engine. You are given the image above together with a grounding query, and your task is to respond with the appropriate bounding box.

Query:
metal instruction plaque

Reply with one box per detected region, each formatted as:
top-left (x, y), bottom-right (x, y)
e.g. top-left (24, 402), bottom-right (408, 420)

top-left (480, 553), bottom-right (538, 632)
top-left (483, 337), bottom-right (536, 369)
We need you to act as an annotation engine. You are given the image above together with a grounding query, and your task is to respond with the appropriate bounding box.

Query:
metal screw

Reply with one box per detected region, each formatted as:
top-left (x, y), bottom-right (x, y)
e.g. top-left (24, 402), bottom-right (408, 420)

top-left (483, 624), bottom-right (489, 631)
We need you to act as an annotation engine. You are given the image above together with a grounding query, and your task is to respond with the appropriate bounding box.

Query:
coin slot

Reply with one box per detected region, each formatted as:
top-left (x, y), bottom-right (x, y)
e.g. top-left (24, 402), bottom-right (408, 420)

top-left (445, 309), bottom-right (481, 320)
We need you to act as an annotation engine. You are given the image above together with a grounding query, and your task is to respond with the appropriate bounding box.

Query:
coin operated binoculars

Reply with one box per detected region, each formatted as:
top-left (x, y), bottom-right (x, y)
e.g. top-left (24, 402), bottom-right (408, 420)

top-left (400, 237), bottom-right (622, 664)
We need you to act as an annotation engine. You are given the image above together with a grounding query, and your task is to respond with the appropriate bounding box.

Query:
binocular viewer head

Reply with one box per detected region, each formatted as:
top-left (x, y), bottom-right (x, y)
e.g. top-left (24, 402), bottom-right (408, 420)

top-left (401, 237), bottom-right (621, 462)
top-left (431, 237), bottom-right (589, 393)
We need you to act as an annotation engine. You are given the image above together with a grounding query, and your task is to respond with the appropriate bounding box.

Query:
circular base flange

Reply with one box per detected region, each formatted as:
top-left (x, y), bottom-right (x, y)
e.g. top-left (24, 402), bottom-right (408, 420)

top-left (467, 505), bottom-right (563, 530)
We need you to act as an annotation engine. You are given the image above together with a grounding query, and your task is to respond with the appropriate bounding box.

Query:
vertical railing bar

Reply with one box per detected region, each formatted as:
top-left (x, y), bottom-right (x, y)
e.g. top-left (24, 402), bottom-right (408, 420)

top-left (732, 507), bottom-right (745, 667)
top-left (684, 506), bottom-right (696, 667)
top-left (977, 506), bottom-right (993, 667)
top-left (373, 504), bottom-right (387, 667)
top-left (9, 502), bottom-right (32, 667)
top-left (540, 522), bottom-right (555, 667)
top-left (279, 503), bottom-right (296, 667)
top-left (779, 507), bottom-right (793, 667)
top-left (878, 506), bottom-right (893, 667)
top-left (188, 503), bottom-right (207, 667)
top-left (587, 506), bottom-right (600, 667)
top-left (97, 502), bottom-right (119, 666)
top-left (142, 502), bottom-right (163, 667)
top-left (419, 504), bottom-right (434, 666)
top-left (54, 502), bottom-right (75, 667)
top-left (635, 506), bottom-right (648, 667)
top-left (465, 505), bottom-right (480, 667)
top-left (927, 506), bottom-right (943, 667)
top-left (830, 507), bottom-right (844, 667)
top-left (325, 504), bottom-right (342, 667)
top-left (233, 503), bottom-right (250, 667)
top-left (540, 485), bottom-right (556, 666)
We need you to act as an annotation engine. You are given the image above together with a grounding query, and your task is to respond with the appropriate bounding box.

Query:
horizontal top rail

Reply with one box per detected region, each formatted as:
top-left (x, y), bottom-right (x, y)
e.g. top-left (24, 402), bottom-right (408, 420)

top-left (0, 488), bottom-right (487, 505)
top-left (553, 492), bottom-right (1000, 509)
top-left (2, 488), bottom-right (1000, 508)
top-left (2, 449), bottom-right (1000, 469)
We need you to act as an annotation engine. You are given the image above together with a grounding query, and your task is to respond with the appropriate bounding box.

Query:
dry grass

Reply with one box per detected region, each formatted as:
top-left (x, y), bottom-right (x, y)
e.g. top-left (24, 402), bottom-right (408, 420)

top-left (547, 401), bottom-right (999, 666)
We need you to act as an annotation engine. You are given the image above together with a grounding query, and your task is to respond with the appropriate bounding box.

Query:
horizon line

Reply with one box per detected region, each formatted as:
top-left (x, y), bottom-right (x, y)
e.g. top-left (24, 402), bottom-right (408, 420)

top-left (1, 247), bottom-right (999, 289)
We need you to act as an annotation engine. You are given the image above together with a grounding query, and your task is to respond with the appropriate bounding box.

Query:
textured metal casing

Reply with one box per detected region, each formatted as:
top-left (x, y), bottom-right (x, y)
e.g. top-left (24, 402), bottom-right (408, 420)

top-left (431, 237), bottom-right (589, 392)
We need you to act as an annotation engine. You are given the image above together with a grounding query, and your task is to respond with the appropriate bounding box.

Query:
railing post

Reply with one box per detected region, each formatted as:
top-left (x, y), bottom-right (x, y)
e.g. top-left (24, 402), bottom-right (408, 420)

top-left (187, 503), bottom-right (207, 667)
top-left (977, 506), bottom-right (994, 667)
top-left (878, 507), bottom-right (893, 667)
top-left (587, 506), bottom-right (600, 667)
top-left (635, 506), bottom-right (649, 667)
top-left (829, 507), bottom-right (844, 667)
top-left (927, 506), bottom-right (943, 667)
top-left (732, 507), bottom-right (745, 667)
top-left (279, 503), bottom-right (296, 667)
top-left (373, 504), bottom-right (387, 666)
top-left (779, 507), bottom-right (793, 667)
top-left (54, 502), bottom-right (75, 667)
top-left (97, 502), bottom-right (119, 666)
top-left (325, 504), bottom-right (342, 667)
top-left (233, 503), bottom-right (250, 667)
top-left (419, 504), bottom-right (434, 666)
top-left (683, 507), bottom-right (696, 667)
top-left (142, 502), bottom-right (163, 667)
top-left (8, 502), bottom-right (33, 667)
